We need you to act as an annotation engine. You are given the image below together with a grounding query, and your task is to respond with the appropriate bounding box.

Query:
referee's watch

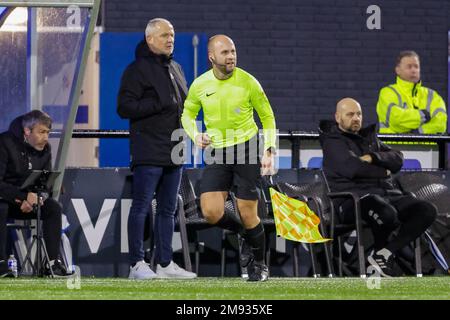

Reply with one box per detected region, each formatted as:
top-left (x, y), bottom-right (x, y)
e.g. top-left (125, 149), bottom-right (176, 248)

top-left (266, 147), bottom-right (277, 155)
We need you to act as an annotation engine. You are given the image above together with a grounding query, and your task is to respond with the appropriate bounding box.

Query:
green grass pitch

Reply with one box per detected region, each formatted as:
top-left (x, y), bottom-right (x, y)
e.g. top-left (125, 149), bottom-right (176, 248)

top-left (0, 277), bottom-right (449, 300)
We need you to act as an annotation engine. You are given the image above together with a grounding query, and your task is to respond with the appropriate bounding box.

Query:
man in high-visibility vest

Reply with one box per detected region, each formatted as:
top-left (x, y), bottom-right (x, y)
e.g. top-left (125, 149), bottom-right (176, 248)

top-left (376, 51), bottom-right (447, 134)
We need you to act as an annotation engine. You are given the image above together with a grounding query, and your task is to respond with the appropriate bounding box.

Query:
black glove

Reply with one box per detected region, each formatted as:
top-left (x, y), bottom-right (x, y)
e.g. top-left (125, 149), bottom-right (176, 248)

top-left (419, 110), bottom-right (431, 124)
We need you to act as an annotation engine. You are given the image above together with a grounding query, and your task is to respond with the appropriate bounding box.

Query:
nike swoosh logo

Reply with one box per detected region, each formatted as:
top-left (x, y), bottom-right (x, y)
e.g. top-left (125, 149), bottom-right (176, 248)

top-left (206, 92), bottom-right (216, 97)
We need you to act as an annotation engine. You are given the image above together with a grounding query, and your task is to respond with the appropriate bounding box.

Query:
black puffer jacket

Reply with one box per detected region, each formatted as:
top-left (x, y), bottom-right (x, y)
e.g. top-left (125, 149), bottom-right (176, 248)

top-left (319, 120), bottom-right (403, 196)
top-left (0, 116), bottom-right (51, 204)
top-left (117, 39), bottom-right (188, 168)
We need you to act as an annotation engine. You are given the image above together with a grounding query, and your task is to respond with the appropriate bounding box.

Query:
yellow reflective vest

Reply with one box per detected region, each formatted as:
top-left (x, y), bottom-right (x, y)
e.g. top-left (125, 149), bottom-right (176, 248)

top-left (376, 76), bottom-right (447, 134)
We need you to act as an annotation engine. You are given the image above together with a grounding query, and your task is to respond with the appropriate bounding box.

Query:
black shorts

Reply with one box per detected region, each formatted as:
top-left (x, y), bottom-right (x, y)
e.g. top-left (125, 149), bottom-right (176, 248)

top-left (200, 137), bottom-right (261, 200)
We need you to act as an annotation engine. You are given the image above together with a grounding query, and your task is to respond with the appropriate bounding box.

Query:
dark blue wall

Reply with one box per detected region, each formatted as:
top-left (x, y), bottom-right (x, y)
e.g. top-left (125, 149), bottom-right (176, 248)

top-left (104, 0), bottom-right (450, 131)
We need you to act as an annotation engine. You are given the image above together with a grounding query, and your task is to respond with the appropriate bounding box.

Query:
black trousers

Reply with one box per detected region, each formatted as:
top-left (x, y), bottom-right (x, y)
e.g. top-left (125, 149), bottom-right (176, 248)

top-left (338, 194), bottom-right (437, 253)
top-left (0, 199), bottom-right (62, 261)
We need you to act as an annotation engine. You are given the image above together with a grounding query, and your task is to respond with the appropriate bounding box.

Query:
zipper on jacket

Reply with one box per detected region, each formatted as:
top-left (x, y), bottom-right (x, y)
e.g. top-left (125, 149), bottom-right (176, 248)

top-left (412, 83), bottom-right (418, 108)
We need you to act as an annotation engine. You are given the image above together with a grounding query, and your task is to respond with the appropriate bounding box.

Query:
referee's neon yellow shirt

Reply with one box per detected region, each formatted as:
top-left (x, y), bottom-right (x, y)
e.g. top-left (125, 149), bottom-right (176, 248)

top-left (182, 67), bottom-right (277, 150)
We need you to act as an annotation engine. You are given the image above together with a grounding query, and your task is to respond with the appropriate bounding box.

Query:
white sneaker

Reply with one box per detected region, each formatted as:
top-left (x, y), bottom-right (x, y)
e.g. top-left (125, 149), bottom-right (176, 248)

top-left (128, 260), bottom-right (157, 280)
top-left (156, 261), bottom-right (197, 279)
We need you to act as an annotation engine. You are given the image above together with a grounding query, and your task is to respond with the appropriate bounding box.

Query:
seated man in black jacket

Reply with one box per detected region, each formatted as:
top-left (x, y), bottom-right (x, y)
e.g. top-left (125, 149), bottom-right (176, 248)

top-left (319, 98), bottom-right (436, 277)
top-left (0, 110), bottom-right (68, 277)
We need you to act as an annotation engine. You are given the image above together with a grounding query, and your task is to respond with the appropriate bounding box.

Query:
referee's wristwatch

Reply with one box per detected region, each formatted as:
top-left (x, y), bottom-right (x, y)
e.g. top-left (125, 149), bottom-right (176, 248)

top-left (266, 147), bottom-right (277, 155)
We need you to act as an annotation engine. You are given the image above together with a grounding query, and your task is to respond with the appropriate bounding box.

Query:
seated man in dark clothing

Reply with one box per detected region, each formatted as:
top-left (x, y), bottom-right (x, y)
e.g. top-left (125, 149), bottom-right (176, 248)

top-left (0, 110), bottom-right (68, 277)
top-left (319, 97), bottom-right (436, 277)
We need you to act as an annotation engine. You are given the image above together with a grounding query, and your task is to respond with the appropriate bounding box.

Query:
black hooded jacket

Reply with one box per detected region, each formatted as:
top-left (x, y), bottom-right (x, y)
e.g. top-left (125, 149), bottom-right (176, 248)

top-left (319, 120), bottom-right (403, 196)
top-left (117, 39), bottom-right (188, 168)
top-left (0, 116), bottom-right (51, 204)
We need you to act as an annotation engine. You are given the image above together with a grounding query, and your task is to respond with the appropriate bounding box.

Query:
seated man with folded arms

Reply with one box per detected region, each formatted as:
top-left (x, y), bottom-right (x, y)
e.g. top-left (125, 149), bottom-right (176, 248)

top-left (376, 50), bottom-right (447, 134)
top-left (319, 98), bottom-right (436, 277)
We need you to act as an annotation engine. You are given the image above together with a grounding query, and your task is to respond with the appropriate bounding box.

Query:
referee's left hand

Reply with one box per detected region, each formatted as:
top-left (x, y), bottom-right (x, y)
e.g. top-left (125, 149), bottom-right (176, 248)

top-left (261, 151), bottom-right (275, 176)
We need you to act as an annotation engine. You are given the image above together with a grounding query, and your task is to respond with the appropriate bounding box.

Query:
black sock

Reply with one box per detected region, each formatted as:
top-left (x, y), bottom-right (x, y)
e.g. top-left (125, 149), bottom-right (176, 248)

top-left (214, 211), bottom-right (244, 234)
top-left (160, 262), bottom-right (170, 268)
top-left (245, 222), bottom-right (265, 263)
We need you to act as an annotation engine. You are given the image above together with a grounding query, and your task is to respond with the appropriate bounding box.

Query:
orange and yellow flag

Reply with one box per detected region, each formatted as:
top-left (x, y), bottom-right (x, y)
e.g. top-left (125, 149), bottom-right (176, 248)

top-left (269, 188), bottom-right (331, 243)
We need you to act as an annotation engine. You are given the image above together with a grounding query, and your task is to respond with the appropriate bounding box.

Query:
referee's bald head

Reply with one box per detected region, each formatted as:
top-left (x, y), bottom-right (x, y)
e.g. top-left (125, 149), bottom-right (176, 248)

top-left (208, 35), bottom-right (234, 53)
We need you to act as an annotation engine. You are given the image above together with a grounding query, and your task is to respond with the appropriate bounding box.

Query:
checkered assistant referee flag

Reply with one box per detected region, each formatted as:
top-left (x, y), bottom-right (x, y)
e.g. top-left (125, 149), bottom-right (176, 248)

top-left (269, 187), bottom-right (331, 243)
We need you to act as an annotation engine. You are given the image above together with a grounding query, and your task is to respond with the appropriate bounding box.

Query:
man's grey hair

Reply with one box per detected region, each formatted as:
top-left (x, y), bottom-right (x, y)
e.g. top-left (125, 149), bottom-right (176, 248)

top-left (22, 110), bottom-right (52, 130)
top-left (145, 18), bottom-right (172, 38)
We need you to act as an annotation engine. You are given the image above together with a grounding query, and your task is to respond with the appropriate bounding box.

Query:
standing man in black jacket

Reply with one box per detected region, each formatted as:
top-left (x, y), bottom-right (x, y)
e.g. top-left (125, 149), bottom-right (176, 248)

top-left (117, 18), bottom-right (196, 280)
top-left (0, 110), bottom-right (68, 277)
top-left (319, 98), bottom-right (436, 277)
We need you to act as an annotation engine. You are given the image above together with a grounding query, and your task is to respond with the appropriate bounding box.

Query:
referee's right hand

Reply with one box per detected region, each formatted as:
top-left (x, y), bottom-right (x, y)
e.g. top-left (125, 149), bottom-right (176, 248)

top-left (195, 133), bottom-right (212, 149)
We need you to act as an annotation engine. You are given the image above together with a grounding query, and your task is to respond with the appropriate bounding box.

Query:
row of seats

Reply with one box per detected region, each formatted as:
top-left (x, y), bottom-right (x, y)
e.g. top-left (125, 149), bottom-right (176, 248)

top-left (173, 169), bottom-right (450, 277)
top-left (5, 168), bottom-right (448, 277)
top-left (304, 157), bottom-right (422, 170)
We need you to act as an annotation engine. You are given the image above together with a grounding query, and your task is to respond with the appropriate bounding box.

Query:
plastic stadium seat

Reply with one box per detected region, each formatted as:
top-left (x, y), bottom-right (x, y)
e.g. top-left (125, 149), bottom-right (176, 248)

top-left (6, 220), bottom-right (35, 275)
top-left (275, 172), bottom-right (365, 277)
top-left (307, 157), bottom-right (323, 169)
top-left (177, 171), bottom-right (241, 276)
top-left (278, 156), bottom-right (292, 169)
top-left (274, 180), bottom-right (333, 277)
top-left (402, 159), bottom-right (422, 170)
